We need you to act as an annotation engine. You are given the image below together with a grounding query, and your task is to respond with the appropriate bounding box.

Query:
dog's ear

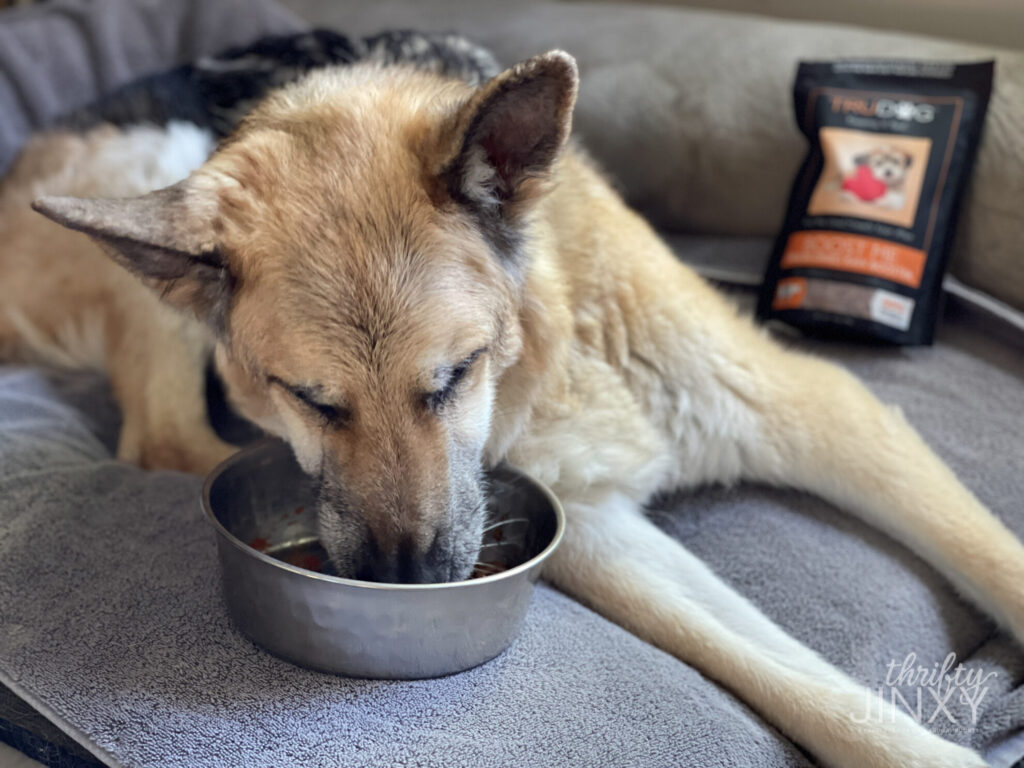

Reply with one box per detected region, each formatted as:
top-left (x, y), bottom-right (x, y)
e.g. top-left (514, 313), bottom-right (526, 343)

top-left (853, 153), bottom-right (870, 166)
top-left (441, 50), bottom-right (578, 251)
top-left (901, 152), bottom-right (913, 168)
top-left (32, 181), bottom-right (232, 334)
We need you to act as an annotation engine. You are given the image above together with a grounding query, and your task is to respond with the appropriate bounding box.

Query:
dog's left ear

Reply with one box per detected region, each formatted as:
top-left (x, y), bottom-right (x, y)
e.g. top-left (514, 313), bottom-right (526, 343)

top-left (901, 153), bottom-right (913, 168)
top-left (441, 50), bottom-right (578, 236)
top-left (32, 181), bottom-right (232, 334)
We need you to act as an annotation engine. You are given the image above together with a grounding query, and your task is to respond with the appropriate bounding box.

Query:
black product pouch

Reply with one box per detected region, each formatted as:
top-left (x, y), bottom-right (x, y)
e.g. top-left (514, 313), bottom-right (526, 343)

top-left (757, 60), bottom-right (994, 344)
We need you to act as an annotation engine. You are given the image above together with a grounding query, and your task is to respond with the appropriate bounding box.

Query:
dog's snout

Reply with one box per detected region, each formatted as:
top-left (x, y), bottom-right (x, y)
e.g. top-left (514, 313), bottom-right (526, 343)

top-left (357, 532), bottom-right (450, 584)
top-left (317, 472), bottom-right (486, 584)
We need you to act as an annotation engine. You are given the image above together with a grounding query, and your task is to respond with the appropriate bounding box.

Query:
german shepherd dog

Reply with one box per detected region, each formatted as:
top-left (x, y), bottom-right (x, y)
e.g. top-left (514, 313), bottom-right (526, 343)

top-left (2, 30), bottom-right (1021, 768)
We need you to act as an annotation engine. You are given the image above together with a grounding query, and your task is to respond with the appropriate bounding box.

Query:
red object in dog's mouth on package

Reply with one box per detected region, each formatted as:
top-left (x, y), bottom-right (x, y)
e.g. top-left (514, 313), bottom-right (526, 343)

top-left (758, 60), bottom-right (994, 345)
top-left (841, 165), bottom-right (887, 201)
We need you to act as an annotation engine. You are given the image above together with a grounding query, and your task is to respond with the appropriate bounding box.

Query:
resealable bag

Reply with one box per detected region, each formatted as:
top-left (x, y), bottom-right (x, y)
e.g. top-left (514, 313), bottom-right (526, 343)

top-left (758, 60), bottom-right (994, 344)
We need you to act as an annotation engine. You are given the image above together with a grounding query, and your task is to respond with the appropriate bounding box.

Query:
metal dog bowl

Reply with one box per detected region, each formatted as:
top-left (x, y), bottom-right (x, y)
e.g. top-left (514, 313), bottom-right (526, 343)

top-left (202, 440), bottom-right (564, 679)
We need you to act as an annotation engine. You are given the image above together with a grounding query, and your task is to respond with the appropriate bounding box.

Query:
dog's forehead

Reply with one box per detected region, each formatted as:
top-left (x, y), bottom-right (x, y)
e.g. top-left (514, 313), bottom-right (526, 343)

top-left (225, 198), bottom-right (500, 383)
top-left (209, 66), bottom-right (466, 210)
top-left (212, 129), bottom-right (423, 250)
top-left (235, 268), bottom-right (495, 391)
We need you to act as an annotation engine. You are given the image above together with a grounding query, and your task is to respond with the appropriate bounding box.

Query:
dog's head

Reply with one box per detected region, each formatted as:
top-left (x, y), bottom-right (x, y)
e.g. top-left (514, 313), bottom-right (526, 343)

top-left (33, 51), bottom-right (578, 582)
top-left (853, 146), bottom-right (912, 186)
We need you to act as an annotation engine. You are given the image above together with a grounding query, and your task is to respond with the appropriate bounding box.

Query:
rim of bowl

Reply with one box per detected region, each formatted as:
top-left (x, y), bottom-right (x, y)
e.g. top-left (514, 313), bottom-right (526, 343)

top-left (201, 439), bottom-right (565, 591)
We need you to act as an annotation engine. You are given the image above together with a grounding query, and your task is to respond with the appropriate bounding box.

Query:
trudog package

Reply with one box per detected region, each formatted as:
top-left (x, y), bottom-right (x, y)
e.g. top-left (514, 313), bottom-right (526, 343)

top-left (758, 60), bottom-right (994, 344)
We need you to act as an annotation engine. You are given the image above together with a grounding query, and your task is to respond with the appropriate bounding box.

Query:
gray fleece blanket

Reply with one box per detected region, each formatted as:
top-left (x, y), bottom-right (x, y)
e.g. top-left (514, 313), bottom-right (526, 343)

top-left (1, 280), bottom-right (1023, 768)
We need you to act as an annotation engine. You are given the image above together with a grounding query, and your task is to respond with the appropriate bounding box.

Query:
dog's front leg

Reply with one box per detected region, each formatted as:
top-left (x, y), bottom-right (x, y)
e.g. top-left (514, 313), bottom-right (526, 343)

top-left (748, 351), bottom-right (1024, 645)
top-left (544, 493), bottom-right (987, 768)
top-left (107, 299), bottom-right (235, 475)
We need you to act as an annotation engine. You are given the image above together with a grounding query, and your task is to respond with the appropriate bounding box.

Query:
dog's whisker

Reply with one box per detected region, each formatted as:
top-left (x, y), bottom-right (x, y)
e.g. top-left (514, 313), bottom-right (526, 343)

top-left (481, 517), bottom-right (529, 534)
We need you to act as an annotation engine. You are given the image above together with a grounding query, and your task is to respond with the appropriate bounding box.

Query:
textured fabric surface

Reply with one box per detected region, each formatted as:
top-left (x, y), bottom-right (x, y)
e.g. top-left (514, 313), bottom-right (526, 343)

top-left (1, 288), bottom-right (1023, 767)
top-left (0, 0), bottom-right (305, 176)
top-left (282, 0), bottom-right (1024, 312)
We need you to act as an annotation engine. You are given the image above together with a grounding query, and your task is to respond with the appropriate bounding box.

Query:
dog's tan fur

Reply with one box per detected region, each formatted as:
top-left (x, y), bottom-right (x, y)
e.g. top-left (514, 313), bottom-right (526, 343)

top-left (3, 52), bottom-right (1022, 766)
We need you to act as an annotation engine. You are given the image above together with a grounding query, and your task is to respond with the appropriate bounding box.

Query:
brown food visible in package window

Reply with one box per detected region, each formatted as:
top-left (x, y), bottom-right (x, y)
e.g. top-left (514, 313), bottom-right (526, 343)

top-left (758, 60), bottom-right (993, 345)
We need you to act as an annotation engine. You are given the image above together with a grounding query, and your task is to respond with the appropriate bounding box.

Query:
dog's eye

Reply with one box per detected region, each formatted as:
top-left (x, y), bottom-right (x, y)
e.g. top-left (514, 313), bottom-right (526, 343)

top-left (269, 376), bottom-right (350, 425)
top-left (424, 347), bottom-right (486, 412)
top-left (292, 389), bottom-right (349, 423)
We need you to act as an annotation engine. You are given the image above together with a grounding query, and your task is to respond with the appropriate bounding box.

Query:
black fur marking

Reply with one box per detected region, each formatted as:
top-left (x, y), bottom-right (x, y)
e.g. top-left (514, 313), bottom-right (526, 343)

top-left (55, 29), bottom-right (500, 138)
top-left (362, 29), bottom-right (500, 85)
top-left (441, 166), bottom-right (525, 265)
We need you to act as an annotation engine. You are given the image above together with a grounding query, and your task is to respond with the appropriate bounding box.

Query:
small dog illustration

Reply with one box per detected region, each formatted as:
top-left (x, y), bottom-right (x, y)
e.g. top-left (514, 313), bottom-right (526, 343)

top-left (842, 145), bottom-right (912, 209)
top-left (2, 42), bottom-right (1018, 768)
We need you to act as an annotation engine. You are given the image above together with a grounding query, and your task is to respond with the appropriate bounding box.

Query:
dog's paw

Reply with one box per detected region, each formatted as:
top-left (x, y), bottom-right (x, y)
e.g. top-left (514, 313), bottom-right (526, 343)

top-left (118, 427), bottom-right (236, 475)
top-left (140, 438), bottom-right (236, 475)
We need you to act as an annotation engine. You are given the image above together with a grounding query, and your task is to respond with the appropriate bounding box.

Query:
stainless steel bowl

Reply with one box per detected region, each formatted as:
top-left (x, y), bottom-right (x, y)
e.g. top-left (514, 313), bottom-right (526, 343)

top-left (202, 439), bottom-right (564, 679)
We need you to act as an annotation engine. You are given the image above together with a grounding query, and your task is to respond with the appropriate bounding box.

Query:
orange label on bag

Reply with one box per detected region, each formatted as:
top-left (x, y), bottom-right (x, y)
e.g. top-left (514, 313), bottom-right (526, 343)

top-left (780, 231), bottom-right (926, 288)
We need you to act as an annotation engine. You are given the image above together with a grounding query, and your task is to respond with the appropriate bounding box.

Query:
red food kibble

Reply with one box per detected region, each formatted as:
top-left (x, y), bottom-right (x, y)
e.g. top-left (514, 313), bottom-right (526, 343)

top-left (295, 506), bottom-right (304, 515)
top-left (249, 537), bottom-right (269, 552)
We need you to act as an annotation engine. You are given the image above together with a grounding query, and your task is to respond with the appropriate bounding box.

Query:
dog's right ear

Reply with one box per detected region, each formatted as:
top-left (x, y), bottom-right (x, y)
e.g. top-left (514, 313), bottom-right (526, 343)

top-left (32, 180), bottom-right (232, 334)
top-left (853, 153), bottom-right (870, 166)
